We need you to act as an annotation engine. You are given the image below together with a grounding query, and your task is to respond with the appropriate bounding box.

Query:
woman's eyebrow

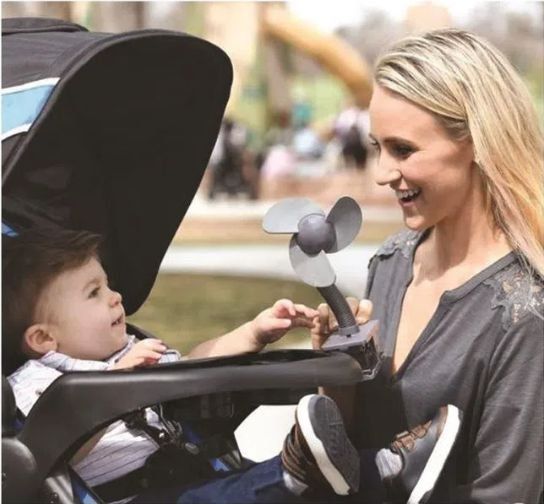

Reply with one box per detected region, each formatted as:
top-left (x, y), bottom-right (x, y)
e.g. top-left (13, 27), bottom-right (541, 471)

top-left (368, 133), bottom-right (415, 144)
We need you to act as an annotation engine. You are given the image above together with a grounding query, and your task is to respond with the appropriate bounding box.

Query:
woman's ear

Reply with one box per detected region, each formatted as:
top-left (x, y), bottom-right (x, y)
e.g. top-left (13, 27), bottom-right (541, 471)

top-left (23, 324), bottom-right (58, 356)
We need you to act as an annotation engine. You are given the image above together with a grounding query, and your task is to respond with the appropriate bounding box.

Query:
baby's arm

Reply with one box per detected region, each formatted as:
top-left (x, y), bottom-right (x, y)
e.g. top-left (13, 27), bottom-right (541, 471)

top-left (187, 299), bottom-right (318, 359)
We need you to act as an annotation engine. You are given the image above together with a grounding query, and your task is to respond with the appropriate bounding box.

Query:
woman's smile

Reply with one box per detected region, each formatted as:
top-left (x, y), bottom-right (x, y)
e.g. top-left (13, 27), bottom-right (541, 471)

top-left (395, 188), bottom-right (422, 207)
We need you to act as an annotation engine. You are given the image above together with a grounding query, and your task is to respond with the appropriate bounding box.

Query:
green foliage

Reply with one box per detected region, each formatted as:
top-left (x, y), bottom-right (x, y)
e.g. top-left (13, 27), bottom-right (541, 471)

top-left (128, 274), bottom-right (323, 354)
top-left (291, 74), bottom-right (348, 124)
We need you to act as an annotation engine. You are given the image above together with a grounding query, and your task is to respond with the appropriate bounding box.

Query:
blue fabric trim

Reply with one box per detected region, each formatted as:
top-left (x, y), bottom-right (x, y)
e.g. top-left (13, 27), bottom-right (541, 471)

top-left (2, 82), bottom-right (57, 138)
top-left (181, 421), bottom-right (232, 472)
top-left (71, 473), bottom-right (100, 504)
top-left (2, 222), bottom-right (18, 236)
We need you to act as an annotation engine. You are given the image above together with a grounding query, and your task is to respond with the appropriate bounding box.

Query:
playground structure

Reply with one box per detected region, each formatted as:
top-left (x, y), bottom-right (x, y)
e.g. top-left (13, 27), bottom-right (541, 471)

top-left (189, 2), bottom-right (372, 127)
top-left (260, 4), bottom-right (373, 111)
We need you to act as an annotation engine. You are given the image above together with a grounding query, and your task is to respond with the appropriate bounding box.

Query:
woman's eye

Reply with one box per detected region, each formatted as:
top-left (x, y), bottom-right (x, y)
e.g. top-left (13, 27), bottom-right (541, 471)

top-left (392, 144), bottom-right (414, 158)
top-left (369, 140), bottom-right (381, 152)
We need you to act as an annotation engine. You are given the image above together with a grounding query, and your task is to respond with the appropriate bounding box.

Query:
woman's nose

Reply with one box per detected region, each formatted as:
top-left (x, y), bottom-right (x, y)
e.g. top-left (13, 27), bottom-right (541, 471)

top-left (374, 154), bottom-right (402, 186)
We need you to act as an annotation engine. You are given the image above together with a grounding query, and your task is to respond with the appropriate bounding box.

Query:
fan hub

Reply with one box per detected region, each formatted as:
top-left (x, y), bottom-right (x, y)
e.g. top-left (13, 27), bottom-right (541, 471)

top-left (296, 214), bottom-right (335, 255)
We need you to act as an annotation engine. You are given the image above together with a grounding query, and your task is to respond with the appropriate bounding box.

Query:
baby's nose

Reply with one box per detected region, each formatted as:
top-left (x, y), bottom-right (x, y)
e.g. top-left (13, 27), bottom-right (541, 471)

top-left (110, 290), bottom-right (123, 305)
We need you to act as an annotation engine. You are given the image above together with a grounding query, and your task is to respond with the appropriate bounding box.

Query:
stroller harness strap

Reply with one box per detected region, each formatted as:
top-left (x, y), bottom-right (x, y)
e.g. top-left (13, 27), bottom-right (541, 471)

top-left (90, 409), bottom-right (235, 502)
top-left (92, 466), bottom-right (148, 503)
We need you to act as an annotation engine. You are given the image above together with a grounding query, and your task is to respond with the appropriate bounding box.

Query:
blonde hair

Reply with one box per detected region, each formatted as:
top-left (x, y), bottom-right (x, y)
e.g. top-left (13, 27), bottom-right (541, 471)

top-left (375, 29), bottom-right (544, 278)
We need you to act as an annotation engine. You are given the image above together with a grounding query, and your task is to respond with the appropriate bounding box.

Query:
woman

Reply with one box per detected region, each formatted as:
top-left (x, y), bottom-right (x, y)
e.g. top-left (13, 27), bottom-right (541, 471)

top-left (314, 29), bottom-right (543, 503)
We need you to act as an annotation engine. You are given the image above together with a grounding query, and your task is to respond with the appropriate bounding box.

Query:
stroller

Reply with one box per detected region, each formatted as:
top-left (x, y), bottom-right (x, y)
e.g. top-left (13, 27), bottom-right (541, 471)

top-left (1, 18), bottom-right (381, 504)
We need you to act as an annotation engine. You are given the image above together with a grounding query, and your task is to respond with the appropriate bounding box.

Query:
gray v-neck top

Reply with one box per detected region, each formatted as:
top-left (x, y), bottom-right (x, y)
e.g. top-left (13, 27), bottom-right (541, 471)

top-left (356, 230), bottom-right (543, 503)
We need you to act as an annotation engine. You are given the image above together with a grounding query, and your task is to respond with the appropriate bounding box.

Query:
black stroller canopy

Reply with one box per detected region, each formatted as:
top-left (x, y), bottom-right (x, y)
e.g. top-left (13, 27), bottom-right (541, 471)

top-left (2, 18), bottom-right (232, 314)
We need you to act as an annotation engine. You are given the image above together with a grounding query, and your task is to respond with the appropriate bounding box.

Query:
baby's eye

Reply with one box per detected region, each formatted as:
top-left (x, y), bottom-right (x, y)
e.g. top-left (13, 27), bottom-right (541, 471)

top-left (89, 287), bottom-right (100, 298)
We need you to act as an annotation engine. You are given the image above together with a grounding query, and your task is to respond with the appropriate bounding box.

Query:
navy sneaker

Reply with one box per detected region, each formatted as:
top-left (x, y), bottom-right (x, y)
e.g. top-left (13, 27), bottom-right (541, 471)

top-left (281, 394), bottom-right (359, 496)
top-left (388, 405), bottom-right (462, 504)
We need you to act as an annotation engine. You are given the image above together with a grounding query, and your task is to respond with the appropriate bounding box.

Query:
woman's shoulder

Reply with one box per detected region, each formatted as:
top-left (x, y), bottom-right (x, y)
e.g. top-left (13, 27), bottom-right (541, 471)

top-left (374, 228), bottom-right (423, 260)
top-left (484, 256), bottom-right (544, 330)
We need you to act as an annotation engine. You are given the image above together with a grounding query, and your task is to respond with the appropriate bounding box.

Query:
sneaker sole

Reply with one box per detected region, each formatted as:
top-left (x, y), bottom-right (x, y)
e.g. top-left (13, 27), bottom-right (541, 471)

top-left (407, 404), bottom-right (462, 504)
top-left (296, 394), bottom-right (358, 495)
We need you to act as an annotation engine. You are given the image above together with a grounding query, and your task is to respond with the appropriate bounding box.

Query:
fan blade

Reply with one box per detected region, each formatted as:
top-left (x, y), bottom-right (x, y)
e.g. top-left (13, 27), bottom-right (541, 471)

top-left (263, 198), bottom-right (324, 234)
top-left (325, 197), bottom-right (362, 252)
top-left (289, 237), bottom-right (336, 287)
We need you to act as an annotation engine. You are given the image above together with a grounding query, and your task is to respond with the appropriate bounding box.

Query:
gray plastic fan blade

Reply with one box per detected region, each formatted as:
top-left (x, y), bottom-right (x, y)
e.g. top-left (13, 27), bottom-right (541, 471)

top-left (263, 198), bottom-right (325, 234)
top-left (289, 236), bottom-right (336, 287)
top-left (325, 197), bottom-right (362, 252)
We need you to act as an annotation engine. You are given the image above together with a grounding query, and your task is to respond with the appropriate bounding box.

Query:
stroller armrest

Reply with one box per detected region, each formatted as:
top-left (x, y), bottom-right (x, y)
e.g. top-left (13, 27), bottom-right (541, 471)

top-left (19, 350), bottom-right (363, 483)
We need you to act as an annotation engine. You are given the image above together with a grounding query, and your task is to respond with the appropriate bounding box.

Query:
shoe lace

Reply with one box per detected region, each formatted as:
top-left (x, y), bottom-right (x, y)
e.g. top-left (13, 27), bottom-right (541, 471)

top-left (390, 420), bottom-right (431, 453)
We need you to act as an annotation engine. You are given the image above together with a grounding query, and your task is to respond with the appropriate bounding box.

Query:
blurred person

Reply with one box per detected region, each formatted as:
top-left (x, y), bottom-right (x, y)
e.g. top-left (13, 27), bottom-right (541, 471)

top-left (257, 111), bottom-right (295, 172)
top-left (207, 118), bottom-right (253, 200)
top-left (313, 29), bottom-right (544, 503)
top-left (334, 104), bottom-right (369, 170)
top-left (293, 120), bottom-right (325, 160)
top-left (265, 110), bottom-right (294, 149)
top-left (260, 144), bottom-right (296, 181)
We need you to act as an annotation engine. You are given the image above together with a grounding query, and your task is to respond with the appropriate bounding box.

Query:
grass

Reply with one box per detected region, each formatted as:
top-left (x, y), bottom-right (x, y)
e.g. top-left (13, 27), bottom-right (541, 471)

top-left (127, 273), bottom-right (323, 354)
top-left (174, 218), bottom-right (404, 246)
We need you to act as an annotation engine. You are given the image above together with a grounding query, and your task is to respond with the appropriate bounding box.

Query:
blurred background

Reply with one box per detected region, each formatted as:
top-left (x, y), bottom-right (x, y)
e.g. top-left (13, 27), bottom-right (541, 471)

top-left (3, 1), bottom-right (543, 352)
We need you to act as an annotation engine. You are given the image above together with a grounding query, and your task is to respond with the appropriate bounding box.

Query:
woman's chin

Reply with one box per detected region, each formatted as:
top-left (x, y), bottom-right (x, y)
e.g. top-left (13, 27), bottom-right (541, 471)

top-left (403, 214), bottom-right (428, 231)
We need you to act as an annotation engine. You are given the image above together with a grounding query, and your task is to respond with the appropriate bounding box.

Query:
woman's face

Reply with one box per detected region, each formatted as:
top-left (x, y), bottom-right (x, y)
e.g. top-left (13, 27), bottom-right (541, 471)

top-left (368, 85), bottom-right (479, 231)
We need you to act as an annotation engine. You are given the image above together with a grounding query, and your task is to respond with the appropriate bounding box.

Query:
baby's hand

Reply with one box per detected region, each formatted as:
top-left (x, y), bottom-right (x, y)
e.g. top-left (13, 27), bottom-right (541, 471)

top-left (252, 299), bottom-right (318, 349)
top-left (111, 339), bottom-right (167, 370)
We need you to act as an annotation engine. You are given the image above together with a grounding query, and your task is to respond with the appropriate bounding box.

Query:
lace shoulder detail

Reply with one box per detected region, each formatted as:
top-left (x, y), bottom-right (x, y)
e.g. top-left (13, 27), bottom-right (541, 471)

top-left (484, 259), bottom-right (544, 330)
top-left (375, 229), bottom-right (422, 260)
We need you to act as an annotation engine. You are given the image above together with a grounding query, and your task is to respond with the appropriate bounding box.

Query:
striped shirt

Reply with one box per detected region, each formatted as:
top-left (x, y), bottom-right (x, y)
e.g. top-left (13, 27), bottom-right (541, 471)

top-left (8, 336), bottom-right (182, 495)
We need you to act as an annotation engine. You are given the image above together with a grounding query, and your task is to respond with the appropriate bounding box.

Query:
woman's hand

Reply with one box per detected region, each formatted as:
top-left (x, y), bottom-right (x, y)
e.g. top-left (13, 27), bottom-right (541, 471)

top-left (311, 298), bottom-right (373, 349)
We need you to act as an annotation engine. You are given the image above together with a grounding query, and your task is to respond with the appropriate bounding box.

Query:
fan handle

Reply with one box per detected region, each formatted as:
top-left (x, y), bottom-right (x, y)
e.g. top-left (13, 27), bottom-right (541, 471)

top-left (316, 285), bottom-right (359, 335)
top-left (317, 285), bottom-right (381, 375)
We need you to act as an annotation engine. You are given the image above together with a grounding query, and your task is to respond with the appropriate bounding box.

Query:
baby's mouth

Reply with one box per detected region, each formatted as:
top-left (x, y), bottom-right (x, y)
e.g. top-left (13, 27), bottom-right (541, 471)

top-left (395, 188), bottom-right (421, 204)
top-left (112, 315), bottom-right (124, 326)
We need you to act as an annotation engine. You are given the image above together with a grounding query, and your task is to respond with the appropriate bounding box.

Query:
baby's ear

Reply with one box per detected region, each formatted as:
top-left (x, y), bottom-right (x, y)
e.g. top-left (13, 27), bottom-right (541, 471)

top-left (23, 324), bottom-right (57, 356)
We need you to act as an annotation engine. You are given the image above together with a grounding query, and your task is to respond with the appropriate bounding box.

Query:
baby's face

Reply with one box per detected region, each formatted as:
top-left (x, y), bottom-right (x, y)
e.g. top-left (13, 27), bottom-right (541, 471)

top-left (36, 257), bottom-right (128, 360)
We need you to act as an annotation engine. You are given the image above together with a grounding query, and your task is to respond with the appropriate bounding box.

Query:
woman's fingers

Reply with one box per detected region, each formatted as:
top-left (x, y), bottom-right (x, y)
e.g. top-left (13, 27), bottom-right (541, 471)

top-left (315, 303), bottom-right (337, 333)
top-left (356, 299), bottom-right (373, 324)
top-left (311, 298), bottom-right (373, 350)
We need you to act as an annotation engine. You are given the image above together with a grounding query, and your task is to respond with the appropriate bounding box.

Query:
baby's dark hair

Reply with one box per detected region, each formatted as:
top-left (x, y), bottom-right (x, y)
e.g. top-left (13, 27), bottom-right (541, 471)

top-left (2, 227), bottom-right (102, 374)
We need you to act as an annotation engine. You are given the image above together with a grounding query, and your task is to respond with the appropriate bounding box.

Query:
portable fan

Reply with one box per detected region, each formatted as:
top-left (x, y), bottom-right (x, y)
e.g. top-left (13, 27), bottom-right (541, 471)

top-left (263, 197), bottom-right (379, 352)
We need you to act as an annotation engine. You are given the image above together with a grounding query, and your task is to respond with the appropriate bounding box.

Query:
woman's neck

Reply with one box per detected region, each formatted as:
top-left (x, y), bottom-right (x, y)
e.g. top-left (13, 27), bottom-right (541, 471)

top-left (418, 200), bottom-right (512, 279)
